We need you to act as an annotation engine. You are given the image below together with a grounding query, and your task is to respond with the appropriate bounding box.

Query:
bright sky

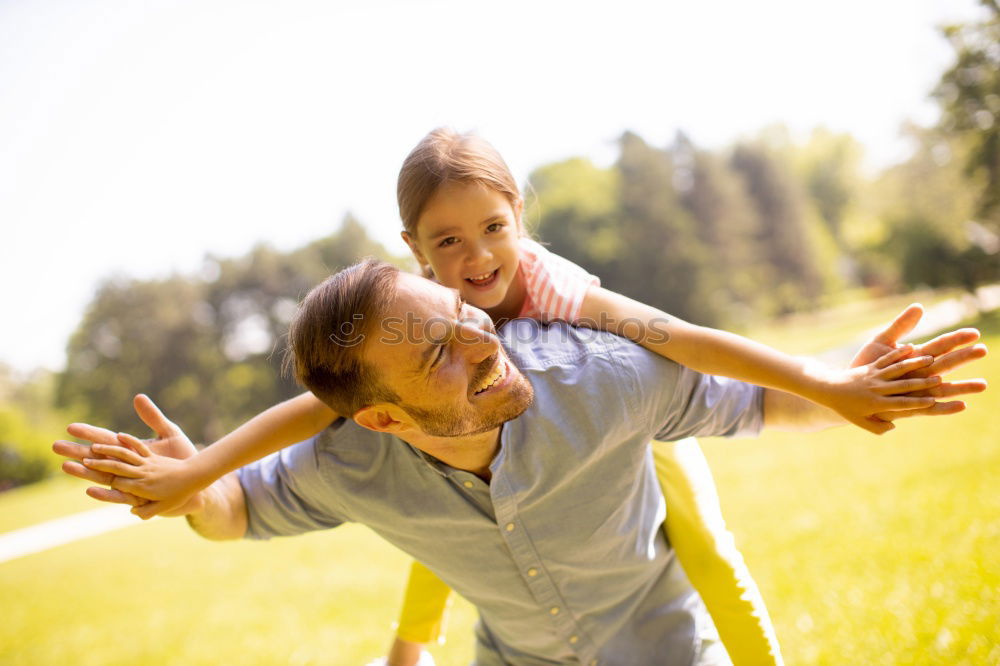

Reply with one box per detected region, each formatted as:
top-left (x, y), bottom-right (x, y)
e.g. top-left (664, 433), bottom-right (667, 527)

top-left (0, 0), bottom-right (985, 373)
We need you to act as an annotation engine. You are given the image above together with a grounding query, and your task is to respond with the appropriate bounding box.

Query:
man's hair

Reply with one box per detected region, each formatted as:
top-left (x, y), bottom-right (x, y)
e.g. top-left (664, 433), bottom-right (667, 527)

top-left (285, 258), bottom-right (400, 416)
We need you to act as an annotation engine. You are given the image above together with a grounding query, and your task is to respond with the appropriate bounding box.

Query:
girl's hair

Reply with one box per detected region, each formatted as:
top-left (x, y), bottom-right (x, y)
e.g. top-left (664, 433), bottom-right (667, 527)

top-left (397, 128), bottom-right (521, 237)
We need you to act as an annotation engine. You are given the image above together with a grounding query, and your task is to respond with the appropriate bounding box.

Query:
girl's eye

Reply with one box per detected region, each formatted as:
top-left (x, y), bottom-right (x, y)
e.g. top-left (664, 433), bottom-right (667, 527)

top-left (485, 222), bottom-right (504, 233)
top-left (438, 237), bottom-right (459, 248)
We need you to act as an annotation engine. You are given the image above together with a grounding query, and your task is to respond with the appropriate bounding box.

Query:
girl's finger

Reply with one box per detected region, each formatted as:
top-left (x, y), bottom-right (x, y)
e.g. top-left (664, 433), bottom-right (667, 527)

top-left (873, 345), bottom-right (915, 370)
top-left (91, 443), bottom-right (144, 466)
top-left (877, 353), bottom-right (932, 378)
top-left (877, 376), bottom-right (942, 395)
top-left (82, 457), bottom-right (144, 478)
top-left (116, 432), bottom-right (152, 457)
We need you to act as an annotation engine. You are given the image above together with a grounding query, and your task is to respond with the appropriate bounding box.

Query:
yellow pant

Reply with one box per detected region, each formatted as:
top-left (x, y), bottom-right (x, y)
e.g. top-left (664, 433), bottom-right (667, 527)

top-left (395, 439), bottom-right (783, 665)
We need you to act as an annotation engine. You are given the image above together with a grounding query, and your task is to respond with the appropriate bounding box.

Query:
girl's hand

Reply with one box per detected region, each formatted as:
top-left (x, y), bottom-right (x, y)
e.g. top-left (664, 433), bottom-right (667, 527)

top-left (817, 346), bottom-right (942, 434)
top-left (828, 303), bottom-right (988, 433)
top-left (81, 432), bottom-right (204, 519)
top-left (57, 393), bottom-right (206, 518)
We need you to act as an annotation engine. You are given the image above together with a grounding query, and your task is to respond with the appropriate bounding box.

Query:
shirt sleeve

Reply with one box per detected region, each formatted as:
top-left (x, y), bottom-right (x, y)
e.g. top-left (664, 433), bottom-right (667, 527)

top-left (518, 237), bottom-right (600, 324)
top-left (612, 338), bottom-right (765, 441)
top-left (238, 434), bottom-right (349, 540)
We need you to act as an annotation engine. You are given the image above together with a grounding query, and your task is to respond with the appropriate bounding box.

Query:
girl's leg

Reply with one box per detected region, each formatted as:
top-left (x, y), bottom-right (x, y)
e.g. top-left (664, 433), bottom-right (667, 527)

top-left (653, 438), bottom-right (784, 666)
top-left (395, 559), bottom-right (454, 645)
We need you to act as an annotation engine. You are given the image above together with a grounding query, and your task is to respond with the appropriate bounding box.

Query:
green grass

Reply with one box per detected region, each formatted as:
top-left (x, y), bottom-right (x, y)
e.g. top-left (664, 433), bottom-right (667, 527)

top-left (1, 307), bottom-right (997, 665)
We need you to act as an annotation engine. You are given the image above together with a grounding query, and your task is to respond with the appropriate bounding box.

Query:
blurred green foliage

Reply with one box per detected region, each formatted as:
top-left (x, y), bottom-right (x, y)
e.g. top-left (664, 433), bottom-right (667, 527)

top-left (0, 366), bottom-right (67, 490)
top-left (54, 216), bottom-right (408, 445)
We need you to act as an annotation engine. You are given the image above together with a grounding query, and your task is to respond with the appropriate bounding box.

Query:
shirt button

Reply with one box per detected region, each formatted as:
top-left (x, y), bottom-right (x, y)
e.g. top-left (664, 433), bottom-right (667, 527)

top-left (527, 568), bottom-right (538, 577)
top-left (549, 606), bottom-right (560, 615)
top-left (569, 636), bottom-right (579, 644)
top-left (505, 523), bottom-right (515, 532)
top-left (463, 481), bottom-right (474, 488)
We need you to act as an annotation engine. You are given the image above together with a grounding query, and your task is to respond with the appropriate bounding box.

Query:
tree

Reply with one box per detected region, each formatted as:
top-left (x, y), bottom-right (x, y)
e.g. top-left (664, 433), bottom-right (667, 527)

top-left (730, 142), bottom-right (827, 314)
top-left (934, 0), bottom-right (1000, 231)
top-left (57, 217), bottom-right (403, 443)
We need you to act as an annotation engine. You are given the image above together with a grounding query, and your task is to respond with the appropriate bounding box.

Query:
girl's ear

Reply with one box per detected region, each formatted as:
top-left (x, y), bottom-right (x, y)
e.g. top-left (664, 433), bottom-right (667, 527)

top-left (401, 231), bottom-right (429, 268)
top-left (513, 197), bottom-right (525, 235)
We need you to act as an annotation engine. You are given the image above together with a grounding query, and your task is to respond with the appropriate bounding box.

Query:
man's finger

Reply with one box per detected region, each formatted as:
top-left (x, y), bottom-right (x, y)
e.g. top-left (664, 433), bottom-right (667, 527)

top-left (86, 486), bottom-right (146, 507)
top-left (873, 303), bottom-right (923, 346)
top-left (877, 401), bottom-right (966, 421)
top-left (921, 379), bottom-right (988, 398)
top-left (133, 394), bottom-right (178, 439)
top-left (66, 423), bottom-right (120, 446)
top-left (905, 343), bottom-right (988, 379)
top-left (132, 501), bottom-right (165, 520)
top-left (62, 460), bottom-right (114, 485)
top-left (53, 439), bottom-right (92, 461)
top-left (912, 328), bottom-right (981, 358)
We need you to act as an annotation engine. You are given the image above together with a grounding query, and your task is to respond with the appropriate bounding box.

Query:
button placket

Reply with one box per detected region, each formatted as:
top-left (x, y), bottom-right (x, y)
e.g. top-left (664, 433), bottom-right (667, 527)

top-left (491, 473), bottom-right (594, 662)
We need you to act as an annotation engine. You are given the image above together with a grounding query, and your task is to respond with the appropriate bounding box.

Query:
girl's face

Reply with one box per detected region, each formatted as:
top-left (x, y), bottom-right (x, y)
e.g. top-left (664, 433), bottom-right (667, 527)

top-left (403, 181), bottom-right (523, 312)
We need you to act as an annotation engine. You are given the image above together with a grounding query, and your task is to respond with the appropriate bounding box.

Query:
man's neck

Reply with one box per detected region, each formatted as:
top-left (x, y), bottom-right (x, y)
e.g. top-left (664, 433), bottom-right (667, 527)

top-left (401, 427), bottom-right (502, 482)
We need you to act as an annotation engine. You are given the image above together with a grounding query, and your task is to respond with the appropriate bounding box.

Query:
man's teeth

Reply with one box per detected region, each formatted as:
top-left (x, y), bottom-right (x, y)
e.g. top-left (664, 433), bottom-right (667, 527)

top-left (475, 361), bottom-right (506, 394)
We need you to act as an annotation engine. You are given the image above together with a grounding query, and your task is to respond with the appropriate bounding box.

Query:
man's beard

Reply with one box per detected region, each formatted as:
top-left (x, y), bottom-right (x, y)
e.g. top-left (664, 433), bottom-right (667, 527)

top-left (401, 364), bottom-right (535, 437)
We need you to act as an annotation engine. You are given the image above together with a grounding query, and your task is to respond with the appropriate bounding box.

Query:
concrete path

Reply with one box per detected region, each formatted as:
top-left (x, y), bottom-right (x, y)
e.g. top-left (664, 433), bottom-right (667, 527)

top-left (0, 505), bottom-right (142, 564)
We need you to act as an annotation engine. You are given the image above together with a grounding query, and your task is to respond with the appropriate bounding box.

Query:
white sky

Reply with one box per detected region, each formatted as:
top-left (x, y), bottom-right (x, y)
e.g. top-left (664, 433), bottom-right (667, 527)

top-left (0, 0), bottom-right (986, 373)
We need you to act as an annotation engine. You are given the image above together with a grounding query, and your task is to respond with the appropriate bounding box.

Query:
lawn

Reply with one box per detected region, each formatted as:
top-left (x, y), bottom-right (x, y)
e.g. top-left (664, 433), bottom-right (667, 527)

top-left (0, 307), bottom-right (996, 665)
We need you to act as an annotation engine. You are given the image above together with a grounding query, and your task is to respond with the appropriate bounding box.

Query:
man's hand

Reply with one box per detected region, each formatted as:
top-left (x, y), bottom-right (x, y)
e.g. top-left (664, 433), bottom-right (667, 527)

top-left (52, 394), bottom-right (200, 515)
top-left (850, 304), bottom-right (988, 422)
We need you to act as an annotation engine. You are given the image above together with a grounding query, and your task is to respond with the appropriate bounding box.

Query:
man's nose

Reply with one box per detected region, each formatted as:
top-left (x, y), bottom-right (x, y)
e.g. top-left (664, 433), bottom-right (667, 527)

top-left (455, 320), bottom-right (498, 363)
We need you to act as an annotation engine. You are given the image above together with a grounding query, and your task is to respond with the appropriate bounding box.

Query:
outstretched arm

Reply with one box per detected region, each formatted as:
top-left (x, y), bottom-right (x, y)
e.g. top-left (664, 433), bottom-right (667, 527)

top-left (762, 304), bottom-right (987, 431)
top-left (52, 394), bottom-right (248, 539)
top-left (580, 288), bottom-right (983, 434)
top-left (71, 392), bottom-right (336, 519)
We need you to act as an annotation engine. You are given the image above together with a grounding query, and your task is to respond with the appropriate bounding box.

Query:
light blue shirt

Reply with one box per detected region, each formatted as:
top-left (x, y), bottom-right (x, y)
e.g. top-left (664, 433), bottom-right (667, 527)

top-left (239, 320), bottom-right (764, 665)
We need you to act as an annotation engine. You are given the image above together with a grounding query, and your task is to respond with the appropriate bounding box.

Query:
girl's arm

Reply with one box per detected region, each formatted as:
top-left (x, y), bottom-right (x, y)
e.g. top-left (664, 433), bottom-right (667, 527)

top-left (578, 286), bottom-right (942, 434)
top-left (89, 392), bottom-right (338, 518)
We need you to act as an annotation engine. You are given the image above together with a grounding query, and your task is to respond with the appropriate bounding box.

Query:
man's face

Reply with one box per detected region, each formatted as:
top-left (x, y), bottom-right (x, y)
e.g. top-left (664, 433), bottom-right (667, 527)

top-left (362, 272), bottom-right (533, 437)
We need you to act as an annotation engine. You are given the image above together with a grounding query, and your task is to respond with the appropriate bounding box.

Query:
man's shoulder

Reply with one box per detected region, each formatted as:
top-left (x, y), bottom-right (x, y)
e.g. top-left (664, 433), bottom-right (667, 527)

top-left (500, 319), bottom-right (671, 375)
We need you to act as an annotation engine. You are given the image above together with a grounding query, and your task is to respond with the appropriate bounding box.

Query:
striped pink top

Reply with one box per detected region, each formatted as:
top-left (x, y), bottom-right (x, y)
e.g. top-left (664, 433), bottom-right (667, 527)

top-left (517, 238), bottom-right (600, 323)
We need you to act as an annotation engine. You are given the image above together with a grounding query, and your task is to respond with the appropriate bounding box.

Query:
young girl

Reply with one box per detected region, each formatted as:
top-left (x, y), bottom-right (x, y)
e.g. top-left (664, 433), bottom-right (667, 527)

top-left (91, 128), bottom-right (937, 666)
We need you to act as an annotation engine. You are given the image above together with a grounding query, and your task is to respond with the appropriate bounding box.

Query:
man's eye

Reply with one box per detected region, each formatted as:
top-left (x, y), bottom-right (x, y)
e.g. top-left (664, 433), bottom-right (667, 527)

top-left (431, 344), bottom-right (446, 369)
top-left (439, 237), bottom-right (459, 248)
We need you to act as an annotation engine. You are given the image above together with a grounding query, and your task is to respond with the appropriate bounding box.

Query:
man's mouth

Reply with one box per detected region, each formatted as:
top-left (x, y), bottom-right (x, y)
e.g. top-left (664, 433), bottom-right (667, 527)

top-left (473, 357), bottom-right (508, 396)
top-left (465, 269), bottom-right (500, 289)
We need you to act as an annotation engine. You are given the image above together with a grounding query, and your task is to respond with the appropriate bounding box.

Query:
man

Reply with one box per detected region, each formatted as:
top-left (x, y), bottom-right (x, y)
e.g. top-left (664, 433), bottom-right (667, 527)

top-left (56, 259), bottom-right (987, 665)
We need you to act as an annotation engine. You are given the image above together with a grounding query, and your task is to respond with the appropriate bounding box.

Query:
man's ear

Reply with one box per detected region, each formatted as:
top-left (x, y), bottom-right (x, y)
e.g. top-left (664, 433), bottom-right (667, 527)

top-left (353, 403), bottom-right (417, 434)
top-left (401, 231), bottom-right (429, 270)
